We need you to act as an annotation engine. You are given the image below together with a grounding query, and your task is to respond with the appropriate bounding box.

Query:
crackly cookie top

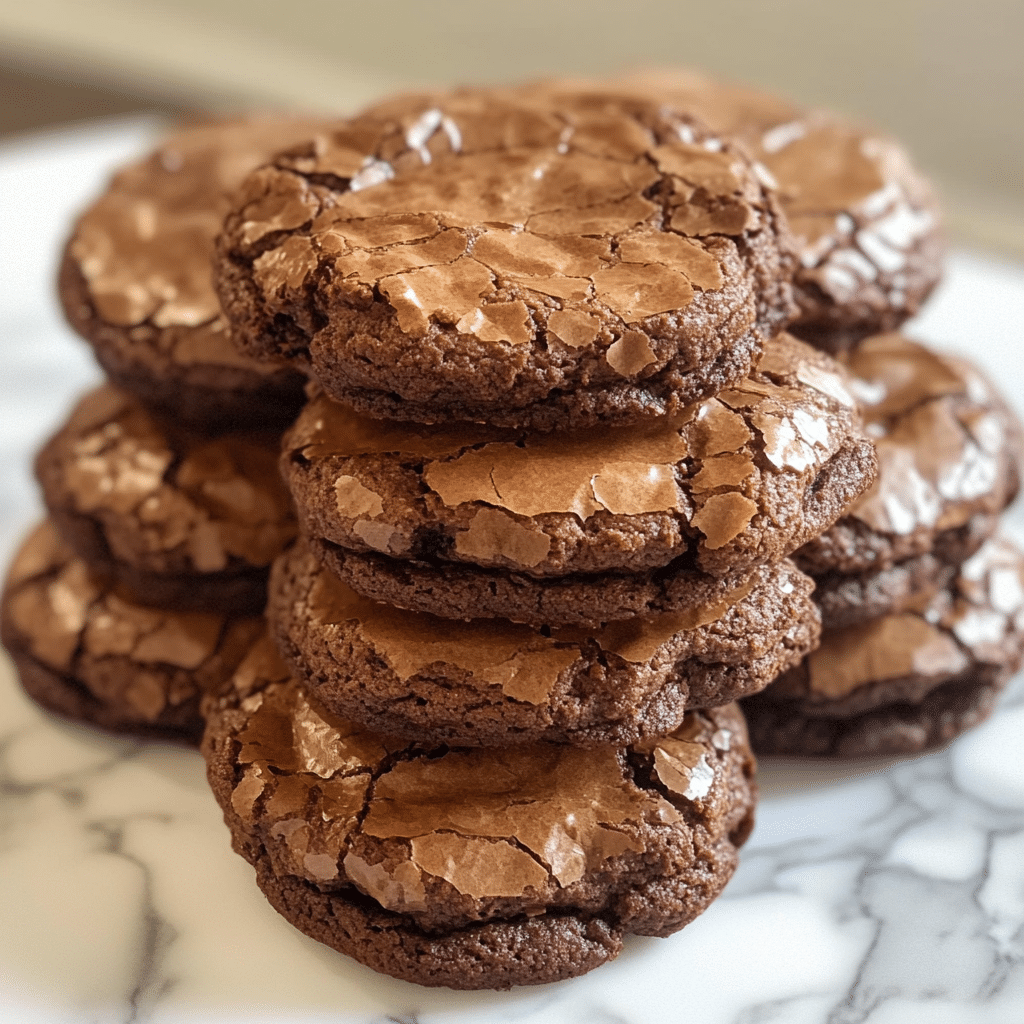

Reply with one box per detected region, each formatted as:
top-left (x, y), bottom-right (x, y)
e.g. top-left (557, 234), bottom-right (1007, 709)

top-left (3, 522), bottom-right (255, 721)
top-left (39, 385), bottom-right (296, 575)
top-left (285, 332), bottom-right (873, 577)
top-left (66, 115), bottom-right (327, 371)
top-left (607, 70), bottom-right (940, 340)
top-left (775, 535), bottom-right (1024, 705)
top-left (221, 86), bottom-right (791, 375)
top-left (797, 334), bottom-right (1020, 574)
top-left (210, 631), bottom-right (746, 921)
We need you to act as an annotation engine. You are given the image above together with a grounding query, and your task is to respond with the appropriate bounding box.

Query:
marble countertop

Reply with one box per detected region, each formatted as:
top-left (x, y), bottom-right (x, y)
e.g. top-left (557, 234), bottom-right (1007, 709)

top-left (2, 120), bottom-right (1024, 1024)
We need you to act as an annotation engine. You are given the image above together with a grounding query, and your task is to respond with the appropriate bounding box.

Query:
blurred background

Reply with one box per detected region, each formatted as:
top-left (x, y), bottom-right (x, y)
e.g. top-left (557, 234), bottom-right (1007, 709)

top-left (0, 0), bottom-right (1021, 255)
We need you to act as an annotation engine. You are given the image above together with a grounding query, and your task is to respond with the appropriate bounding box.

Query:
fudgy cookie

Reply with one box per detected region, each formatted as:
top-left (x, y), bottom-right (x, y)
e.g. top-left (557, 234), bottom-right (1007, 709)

top-left (609, 70), bottom-right (942, 350)
top-left (744, 535), bottom-right (1024, 757)
top-left (1, 522), bottom-right (262, 742)
top-left (36, 384), bottom-right (296, 615)
top-left (59, 117), bottom-right (325, 432)
top-left (202, 634), bottom-right (757, 989)
top-left (285, 333), bottom-right (876, 626)
top-left (796, 334), bottom-right (1022, 627)
top-left (268, 537), bottom-right (819, 747)
top-left (215, 86), bottom-right (797, 431)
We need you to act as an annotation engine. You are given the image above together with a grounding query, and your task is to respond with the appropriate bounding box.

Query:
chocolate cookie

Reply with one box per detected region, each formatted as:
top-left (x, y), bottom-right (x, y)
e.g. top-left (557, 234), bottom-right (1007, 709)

top-left (215, 85), bottom-right (797, 431)
top-left (744, 535), bottom-right (1024, 757)
top-left (285, 333), bottom-right (876, 626)
top-left (202, 634), bottom-right (757, 989)
top-left (795, 334), bottom-right (1022, 626)
top-left (35, 384), bottom-right (296, 615)
top-left (268, 536), bottom-right (819, 747)
top-left (608, 70), bottom-right (943, 351)
top-left (1, 522), bottom-right (262, 742)
top-left (59, 117), bottom-right (326, 432)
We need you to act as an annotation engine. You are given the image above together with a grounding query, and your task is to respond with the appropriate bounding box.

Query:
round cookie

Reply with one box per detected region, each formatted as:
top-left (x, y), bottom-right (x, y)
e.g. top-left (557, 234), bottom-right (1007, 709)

top-left (608, 70), bottom-right (943, 351)
top-left (795, 334), bottom-right (1022, 627)
top-left (59, 117), bottom-right (326, 432)
top-left (284, 333), bottom-right (877, 626)
top-left (268, 536), bottom-right (820, 747)
top-left (35, 384), bottom-right (296, 615)
top-left (202, 634), bottom-right (757, 989)
top-left (1, 522), bottom-right (263, 742)
top-left (215, 85), bottom-right (797, 431)
top-left (743, 535), bottom-right (1024, 757)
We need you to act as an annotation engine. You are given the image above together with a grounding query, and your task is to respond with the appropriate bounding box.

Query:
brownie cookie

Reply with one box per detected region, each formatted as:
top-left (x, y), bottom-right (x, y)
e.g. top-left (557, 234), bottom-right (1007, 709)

top-left (1, 522), bottom-right (263, 742)
top-left (59, 117), bottom-right (325, 432)
top-left (268, 537), bottom-right (819, 747)
top-left (744, 535), bottom-right (1024, 757)
top-left (215, 86), bottom-right (797, 431)
top-left (36, 384), bottom-right (296, 615)
top-left (795, 334), bottom-right (1022, 626)
top-left (608, 70), bottom-right (942, 350)
top-left (285, 333), bottom-right (876, 626)
top-left (202, 634), bottom-right (757, 988)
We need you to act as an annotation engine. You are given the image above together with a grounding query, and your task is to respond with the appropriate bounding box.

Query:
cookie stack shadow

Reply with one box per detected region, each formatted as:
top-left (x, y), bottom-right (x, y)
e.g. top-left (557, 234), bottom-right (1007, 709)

top-left (3, 75), bottom-right (1024, 991)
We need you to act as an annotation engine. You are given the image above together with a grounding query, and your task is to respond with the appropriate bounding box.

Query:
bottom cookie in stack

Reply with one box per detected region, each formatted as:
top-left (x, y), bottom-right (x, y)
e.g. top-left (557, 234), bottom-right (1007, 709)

top-left (202, 632), bottom-right (757, 989)
top-left (743, 536), bottom-right (1024, 757)
top-left (1, 521), bottom-right (263, 742)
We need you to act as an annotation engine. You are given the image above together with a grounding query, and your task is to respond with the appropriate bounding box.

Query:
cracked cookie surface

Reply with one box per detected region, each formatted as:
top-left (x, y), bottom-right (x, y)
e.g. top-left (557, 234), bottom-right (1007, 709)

top-left (1, 521), bottom-right (263, 741)
top-left (202, 633), bottom-right (757, 988)
top-left (795, 334), bottom-right (1022, 625)
top-left (36, 384), bottom-right (296, 615)
top-left (215, 85), bottom-right (797, 430)
top-left (608, 70), bottom-right (943, 351)
top-left (59, 117), bottom-right (325, 432)
top-left (744, 535), bottom-right (1024, 756)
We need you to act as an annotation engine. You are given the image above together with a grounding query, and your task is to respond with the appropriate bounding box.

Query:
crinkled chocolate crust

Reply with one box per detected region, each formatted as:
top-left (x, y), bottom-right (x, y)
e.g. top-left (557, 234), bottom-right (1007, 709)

top-left (59, 245), bottom-right (307, 435)
top-left (214, 87), bottom-right (797, 431)
top-left (796, 339), bottom-right (1022, 580)
top-left (202, 696), bottom-right (756, 989)
top-left (2, 639), bottom-right (204, 743)
top-left (1, 522), bottom-right (262, 741)
top-left (34, 387), bottom-right (296, 615)
top-left (742, 671), bottom-right (1005, 758)
top-left (268, 539), bottom-right (819, 746)
top-left (601, 70), bottom-right (943, 352)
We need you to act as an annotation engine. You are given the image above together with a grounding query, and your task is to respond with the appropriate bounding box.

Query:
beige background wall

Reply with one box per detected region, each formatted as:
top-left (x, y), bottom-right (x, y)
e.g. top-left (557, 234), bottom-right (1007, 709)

top-left (2, 0), bottom-right (1021, 253)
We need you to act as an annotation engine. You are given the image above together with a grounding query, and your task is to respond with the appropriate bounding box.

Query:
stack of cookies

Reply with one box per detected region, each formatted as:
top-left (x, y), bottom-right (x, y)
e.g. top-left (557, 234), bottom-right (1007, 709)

top-left (630, 75), bottom-right (1024, 759)
top-left (0, 118), bottom-right (324, 740)
top-left (3, 73), bottom-right (1023, 991)
top-left (196, 85), bottom-right (885, 988)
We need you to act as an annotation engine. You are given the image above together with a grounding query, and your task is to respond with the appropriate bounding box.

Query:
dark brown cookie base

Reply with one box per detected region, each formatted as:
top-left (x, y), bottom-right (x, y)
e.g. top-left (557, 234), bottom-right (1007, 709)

top-left (59, 254), bottom-right (306, 435)
top-left (312, 536), bottom-right (759, 629)
top-left (742, 671), bottom-right (1005, 758)
top-left (314, 324), bottom-right (764, 433)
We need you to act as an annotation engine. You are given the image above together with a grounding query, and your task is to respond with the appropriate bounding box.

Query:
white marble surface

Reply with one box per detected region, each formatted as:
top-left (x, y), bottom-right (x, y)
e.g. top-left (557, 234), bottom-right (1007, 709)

top-left (3, 120), bottom-right (1024, 1024)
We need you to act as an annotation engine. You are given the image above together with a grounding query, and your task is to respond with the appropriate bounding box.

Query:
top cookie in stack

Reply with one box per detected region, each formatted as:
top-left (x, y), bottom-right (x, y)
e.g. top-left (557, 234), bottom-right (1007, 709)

top-left (214, 87), bottom-right (798, 431)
